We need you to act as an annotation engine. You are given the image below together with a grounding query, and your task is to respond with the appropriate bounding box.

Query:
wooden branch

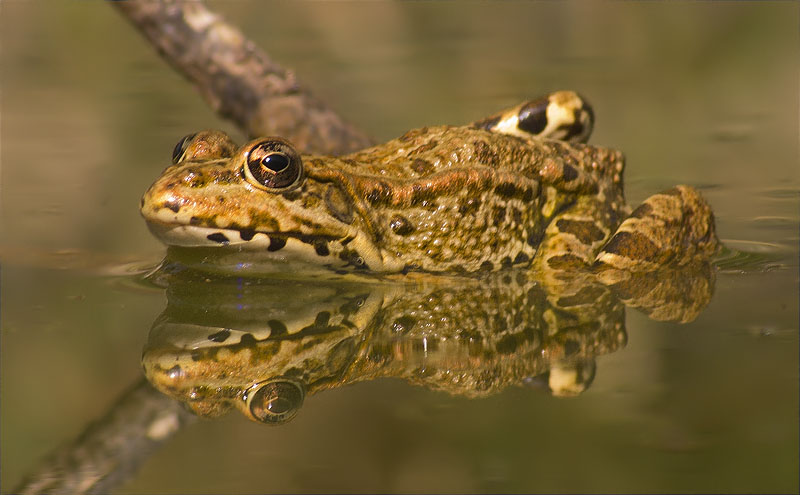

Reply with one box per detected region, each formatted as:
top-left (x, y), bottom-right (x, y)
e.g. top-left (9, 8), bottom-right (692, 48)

top-left (13, 379), bottom-right (197, 495)
top-left (113, 1), bottom-right (373, 155)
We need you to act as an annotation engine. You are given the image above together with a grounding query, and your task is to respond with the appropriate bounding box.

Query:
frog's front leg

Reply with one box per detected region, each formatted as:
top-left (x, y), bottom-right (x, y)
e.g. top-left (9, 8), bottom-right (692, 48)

top-left (594, 185), bottom-right (719, 270)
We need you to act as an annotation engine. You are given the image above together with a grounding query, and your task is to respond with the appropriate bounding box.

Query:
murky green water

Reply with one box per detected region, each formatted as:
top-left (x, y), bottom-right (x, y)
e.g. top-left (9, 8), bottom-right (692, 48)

top-left (2, 2), bottom-right (798, 493)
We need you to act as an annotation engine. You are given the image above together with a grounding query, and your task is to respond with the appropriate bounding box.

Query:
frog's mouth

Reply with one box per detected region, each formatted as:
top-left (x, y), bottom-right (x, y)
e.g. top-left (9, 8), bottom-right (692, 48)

top-left (146, 221), bottom-right (302, 250)
top-left (145, 221), bottom-right (403, 273)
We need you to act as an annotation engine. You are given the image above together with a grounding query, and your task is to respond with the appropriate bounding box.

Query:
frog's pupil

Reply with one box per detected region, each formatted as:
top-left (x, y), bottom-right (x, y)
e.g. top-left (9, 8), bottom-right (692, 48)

top-left (267, 396), bottom-right (291, 415)
top-left (262, 153), bottom-right (289, 173)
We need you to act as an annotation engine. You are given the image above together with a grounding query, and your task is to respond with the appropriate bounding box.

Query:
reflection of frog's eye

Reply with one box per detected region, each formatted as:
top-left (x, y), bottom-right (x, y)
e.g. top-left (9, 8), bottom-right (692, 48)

top-left (244, 379), bottom-right (305, 425)
top-left (244, 138), bottom-right (304, 192)
top-left (172, 133), bottom-right (198, 164)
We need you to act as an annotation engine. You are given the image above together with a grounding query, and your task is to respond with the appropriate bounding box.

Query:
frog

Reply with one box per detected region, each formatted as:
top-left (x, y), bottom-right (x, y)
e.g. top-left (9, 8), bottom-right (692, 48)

top-left (140, 90), bottom-right (719, 275)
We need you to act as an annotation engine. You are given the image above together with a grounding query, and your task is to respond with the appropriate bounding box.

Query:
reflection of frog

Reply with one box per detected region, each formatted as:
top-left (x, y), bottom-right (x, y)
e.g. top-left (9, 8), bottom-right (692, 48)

top-left (140, 91), bottom-right (719, 275)
top-left (142, 260), bottom-right (714, 425)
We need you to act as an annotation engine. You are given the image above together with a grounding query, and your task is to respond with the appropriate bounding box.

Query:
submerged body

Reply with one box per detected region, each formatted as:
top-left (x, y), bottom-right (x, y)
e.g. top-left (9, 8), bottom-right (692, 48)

top-left (141, 91), bottom-right (718, 274)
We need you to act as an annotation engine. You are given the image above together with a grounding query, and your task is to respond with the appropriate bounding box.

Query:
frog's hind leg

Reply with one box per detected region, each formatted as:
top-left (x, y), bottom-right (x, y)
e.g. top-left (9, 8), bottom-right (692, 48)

top-left (593, 185), bottom-right (720, 323)
top-left (594, 185), bottom-right (719, 270)
top-left (473, 90), bottom-right (594, 144)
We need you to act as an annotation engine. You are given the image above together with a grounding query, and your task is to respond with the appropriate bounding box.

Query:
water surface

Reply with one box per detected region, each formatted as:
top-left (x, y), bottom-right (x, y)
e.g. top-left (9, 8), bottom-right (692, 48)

top-left (2, 2), bottom-right (797, 493)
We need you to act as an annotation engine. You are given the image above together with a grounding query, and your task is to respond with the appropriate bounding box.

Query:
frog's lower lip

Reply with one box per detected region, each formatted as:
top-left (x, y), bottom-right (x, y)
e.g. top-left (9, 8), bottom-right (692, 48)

top-left (145, 222), bottom-right (299, 249)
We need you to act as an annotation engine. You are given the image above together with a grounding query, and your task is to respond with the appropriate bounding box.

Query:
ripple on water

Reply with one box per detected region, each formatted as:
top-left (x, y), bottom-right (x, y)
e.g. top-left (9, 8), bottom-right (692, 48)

top-left (714, 240), bottom-right (795, 274)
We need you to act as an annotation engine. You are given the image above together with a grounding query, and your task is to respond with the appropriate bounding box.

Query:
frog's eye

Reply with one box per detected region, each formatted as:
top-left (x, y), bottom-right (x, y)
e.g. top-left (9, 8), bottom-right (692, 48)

top-left (244, 138), bottom-right (304, 192)
top-left (171, 130), bottom-right (237, 163)
top-left (172, 133), bottom-right (198, 164)
top-left (244, 379), bottom-right (305, 425)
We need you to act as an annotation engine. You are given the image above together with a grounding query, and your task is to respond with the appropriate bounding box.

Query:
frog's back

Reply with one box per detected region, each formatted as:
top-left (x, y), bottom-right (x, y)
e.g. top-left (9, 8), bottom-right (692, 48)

top-left (300, 125), bottom-right (627, 273)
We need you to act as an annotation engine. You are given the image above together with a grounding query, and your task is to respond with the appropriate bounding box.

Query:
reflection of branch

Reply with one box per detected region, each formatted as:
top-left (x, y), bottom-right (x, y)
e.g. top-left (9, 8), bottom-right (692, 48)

top-left (113, 1), bottom-right (373, 155)
top-left (14, 379), bottom-right (196, 495)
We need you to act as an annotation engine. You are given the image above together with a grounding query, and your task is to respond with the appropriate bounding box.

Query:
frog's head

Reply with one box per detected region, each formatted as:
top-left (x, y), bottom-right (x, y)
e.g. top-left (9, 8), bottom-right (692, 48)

top-left (141, 131), bottom-right (400, 272)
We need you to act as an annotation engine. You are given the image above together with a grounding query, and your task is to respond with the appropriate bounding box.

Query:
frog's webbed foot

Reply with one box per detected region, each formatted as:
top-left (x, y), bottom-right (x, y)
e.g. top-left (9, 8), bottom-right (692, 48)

top-left (473, 90), bottom-right (594, 144)
top-left (593, 185), bottom-right (720, 322)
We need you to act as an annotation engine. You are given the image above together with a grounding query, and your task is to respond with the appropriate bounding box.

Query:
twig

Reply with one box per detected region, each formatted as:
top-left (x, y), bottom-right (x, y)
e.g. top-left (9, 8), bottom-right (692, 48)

top-left (14, 379), bottom-right (197, 495)
top-left (113, 1), bottom-right (373, 155)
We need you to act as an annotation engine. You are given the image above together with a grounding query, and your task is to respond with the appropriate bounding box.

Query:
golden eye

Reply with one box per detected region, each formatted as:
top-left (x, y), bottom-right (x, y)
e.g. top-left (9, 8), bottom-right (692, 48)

top-left (244, 138), bottom-right (303, 192)
top-left (244, 380), bottom-right (305, 425)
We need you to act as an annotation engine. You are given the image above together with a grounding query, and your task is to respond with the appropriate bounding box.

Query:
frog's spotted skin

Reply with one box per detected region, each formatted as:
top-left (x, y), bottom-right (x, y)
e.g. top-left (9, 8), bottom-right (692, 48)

top-left (141, 91), bottom-right (719, 275)
top-left (473, 90), bottom-right (594, 144)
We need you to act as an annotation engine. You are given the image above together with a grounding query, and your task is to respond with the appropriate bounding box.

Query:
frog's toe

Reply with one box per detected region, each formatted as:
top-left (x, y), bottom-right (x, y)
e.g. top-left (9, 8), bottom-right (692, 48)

top-left (594, 185), bottom-right (720, 270)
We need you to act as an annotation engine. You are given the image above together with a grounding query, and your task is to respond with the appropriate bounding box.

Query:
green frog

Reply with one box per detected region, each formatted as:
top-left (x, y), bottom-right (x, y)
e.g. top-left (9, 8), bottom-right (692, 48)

top-left (140, 91), bottom-right (719, 275)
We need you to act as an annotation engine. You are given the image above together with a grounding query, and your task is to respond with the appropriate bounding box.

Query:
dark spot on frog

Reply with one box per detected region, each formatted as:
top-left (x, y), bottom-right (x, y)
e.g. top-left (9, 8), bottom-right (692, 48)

top-left (501, 256), bottom-right (513, 267)
top-left (600, 231), bottom-right (663, 263)
top-left (555, 218), bottom-right (606, 244)
top-left (458, 197), bottom-right (481, 215)
top-left (217, 195), bottom-right (226, 204)
top-left (392, 315), bottom-right (417, 333)
top-left (239, 228), bottom-right (256, 241)
top-left (517, 97), bottom-right (549, 135)
top-left (314, 240), bottom-right (330, 256)
top-left (493, 206), bottom-right (506, 224)
top-left (495, 182), bottom-right (517, 198)
top-left (495, 332), bottom-right (520, 355)
top-left (365, 181), bottom-right (394, 205)
top-left (407, 139), bottom-right (438, 156)
top-left (514, 252), bottom-right (530, 264)
top-left (239, 333), bottom-right (257, 348)
top-left (510, 208), bottom-right (523, 225)
top-left (190, 216), bottom-right (202, 226)
top-left (207, 232), bottom-right (229, 244)
top-left (268, 236), bottom-right (286, 252)
top-left (191, 350), bottom-right (202, 361)
top-left (267, 320), bottom-right (288, 337)
top-left (561, 164), bottom-right (579, 182)
top-left (474, 140), bottom-right (499, 166)
top-left (208, 329), bottom-right (231, 343)
top-left (526, 230), bottom-right (545, 248)
top-left (408, 184), bottom-right (439, 205)
top-left (410, 158), bottom-right (434, 175)
top-left (390, 215), bottom-right (415, 236)
top-left (163, 199), bottom-right (182, 213)
top-left (479, 260), bottom-right (494, 271)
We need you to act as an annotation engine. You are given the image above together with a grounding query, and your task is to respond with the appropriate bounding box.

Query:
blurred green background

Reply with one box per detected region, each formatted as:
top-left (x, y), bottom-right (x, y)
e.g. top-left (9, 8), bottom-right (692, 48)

top-left (2, 2), bottom-right (797, 493)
